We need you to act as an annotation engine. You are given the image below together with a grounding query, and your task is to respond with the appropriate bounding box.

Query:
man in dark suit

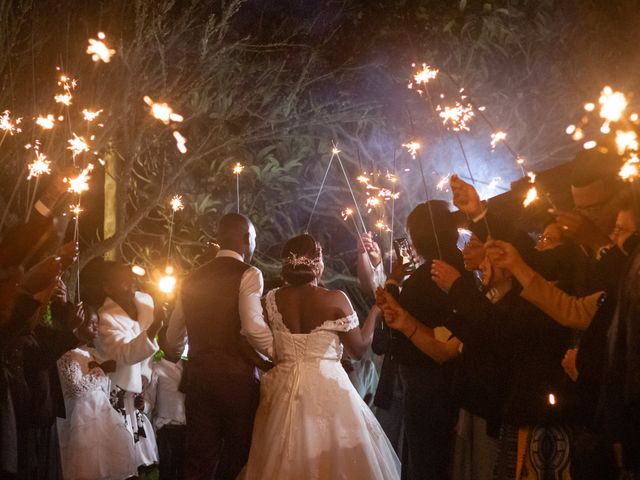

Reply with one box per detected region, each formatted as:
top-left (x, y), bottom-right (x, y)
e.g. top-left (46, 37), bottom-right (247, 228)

top-left (167, 213), bottom-right (273, 480)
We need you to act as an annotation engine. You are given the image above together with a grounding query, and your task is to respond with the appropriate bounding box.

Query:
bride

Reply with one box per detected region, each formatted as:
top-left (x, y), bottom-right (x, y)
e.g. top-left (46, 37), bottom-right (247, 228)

top-left (239, 234), bottom-right (400, 480)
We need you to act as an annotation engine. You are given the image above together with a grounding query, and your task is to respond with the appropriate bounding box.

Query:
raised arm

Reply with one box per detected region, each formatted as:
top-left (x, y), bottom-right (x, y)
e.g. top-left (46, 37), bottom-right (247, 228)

top-left (486, 240), bottom-right (601, 330)
top-left (334, 291), bottom-right (377, 360)
top-left (376, 288), bottom-right (460, 364)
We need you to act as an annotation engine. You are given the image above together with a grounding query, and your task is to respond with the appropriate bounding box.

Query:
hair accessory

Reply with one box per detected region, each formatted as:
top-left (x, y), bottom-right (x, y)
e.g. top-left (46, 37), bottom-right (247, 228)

top-left (283, 253), bottom-right (321, 269)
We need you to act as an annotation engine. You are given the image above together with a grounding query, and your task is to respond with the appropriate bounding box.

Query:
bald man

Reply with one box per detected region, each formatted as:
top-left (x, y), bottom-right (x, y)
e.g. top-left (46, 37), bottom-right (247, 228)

top-left (167, 213), bottom-right (273, 480)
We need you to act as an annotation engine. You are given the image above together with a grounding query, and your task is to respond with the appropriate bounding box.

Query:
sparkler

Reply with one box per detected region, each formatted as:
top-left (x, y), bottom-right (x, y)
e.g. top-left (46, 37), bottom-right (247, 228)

top-left (173, 131), bottom-right (187, 154)
top-left (522, 172), bottom-right (539, 208)
top-left (82, 109), bottom-right (102, 122)
top-left (170, 195), bottom-right (184, 212)
top-left (619, 154), bottom-right (640, 182)
top-left (36, 115), bottom-right (56, 129)
top-left (0, 110), bottom-right (22, 135)
top-left (599, 86), bottom-right (627, 123)
top-left (402, 141), bottom-right (421, 159)
top-left (436, 174), bottom-right (450, 191)
top-left (158, 266), bottom-right (177, 295)
top-left (27, 150), bottom-right (51, 179)
top-left (131, 265), bottom-right (147, 277)
top-left (583, 140), bottom-right (597, 150)
top-left (490, 131), bottom-right (507, 150)
top-left (143, 96), bottom-right (183, 124)
top-left (87, 32), bottom-right (116, 63)
top-left (615, 130), bottom-right (638, 155)
top-left (233, 162), bottom-right (244, 213)
top-left (438, 102), bottom-right (475, 132)
top-left (408, 63), bottom-right (439, 90)
top-left (67, 133), bottom-right (90, 158)
top-left (64, 164), bottom-right (94, 194)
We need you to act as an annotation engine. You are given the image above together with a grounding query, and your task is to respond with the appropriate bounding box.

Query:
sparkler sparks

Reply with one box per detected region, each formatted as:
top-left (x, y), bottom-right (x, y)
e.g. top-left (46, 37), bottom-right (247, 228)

top-left (490, 131), bottom-right (507, 150)
top-left (583, 140), bottom-right (597, 150)
top-left (87, 32), bottom-right (116, 63)
top-left (67, 133), bottom-right (90, 158)
top-left (331, 147), bottom-right (341, 155)
top-left (438, 102), bottom-right (475, 131)
top-left (375, 220), bottom-right (390, 231)
top-left (158, 266), bottom-right (177, 294)
top-left (27, 150), bottom-right (51, 180)
top-left (436, 174), bottom-right (450, 191)
top-left (36, 114), bottom-right (55, 129)
top-left (131, 265), bottom-right (147, 277)
top-left (64, 164), bottom-right (94, 194)
top-left (0, 110), bottom-right (22, 134)
top-left (54, 93), bottom-right (72, 106)
top-left (170, 195), bottom-right (184, 212)
top-left (619, 154), bottom-right (640, 182)
top-left (408, 63), bottom-right (439, 90)
top-left (232, 162), bottom-right (244, 175)
top-left (341, 208), bottom-right (354, 221)
top-left (615, 130), bottom-right (638, 155)
top-left (522, 172), bottom-right (539, 208)
top-left (365, 196), bottom-right (381, 211)
top-left (173, 131), bottom-right (187, 154)
top-left (69, 204), bottom-right (83, 216)
top-left (357, 174), bottom-right (370, 185)
top-left (82, 109), bottom-right (102, 122)
top-left (402, 141), bottom-right (421, 159)
top-left (143, 96), bottom-right (183, 124)
top-left (599, 86), bottom-right (627, 123)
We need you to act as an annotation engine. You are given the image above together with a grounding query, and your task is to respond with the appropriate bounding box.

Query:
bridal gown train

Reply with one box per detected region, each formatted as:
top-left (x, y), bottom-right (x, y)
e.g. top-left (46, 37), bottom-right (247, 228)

top-left (239, 289), bottom-right (400, 480)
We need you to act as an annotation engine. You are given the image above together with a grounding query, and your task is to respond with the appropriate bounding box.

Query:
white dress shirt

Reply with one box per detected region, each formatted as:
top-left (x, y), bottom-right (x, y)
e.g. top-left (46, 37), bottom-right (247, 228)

top-left (146, 359), bottom-right (186, 430)
top-left (95, 291), bottom-right (159, 394)
top-left (166, 249), bottom-right (274, 358)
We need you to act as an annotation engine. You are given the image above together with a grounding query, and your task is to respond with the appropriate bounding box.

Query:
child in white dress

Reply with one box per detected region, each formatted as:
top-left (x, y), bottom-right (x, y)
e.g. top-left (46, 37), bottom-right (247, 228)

top-left (57, 305), bottom-right (138, 480)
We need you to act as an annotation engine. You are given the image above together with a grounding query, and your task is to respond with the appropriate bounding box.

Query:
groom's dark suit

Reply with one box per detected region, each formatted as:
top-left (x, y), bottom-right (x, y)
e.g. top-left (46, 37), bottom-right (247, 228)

top-left (177, 252), bottom-right (267, 480)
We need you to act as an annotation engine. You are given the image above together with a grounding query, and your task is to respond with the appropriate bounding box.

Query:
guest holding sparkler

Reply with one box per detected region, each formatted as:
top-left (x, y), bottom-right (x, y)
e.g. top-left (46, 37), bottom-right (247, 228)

top-left (95, 261), bottom-right (164, 472)
top-left (373, 200), bottom-right (463, 480)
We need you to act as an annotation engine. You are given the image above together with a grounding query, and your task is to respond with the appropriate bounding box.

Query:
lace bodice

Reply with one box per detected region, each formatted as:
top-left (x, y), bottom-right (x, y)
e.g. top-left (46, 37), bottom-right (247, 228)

top-left (58, 348), bottom-right (111, 399)
top-left (264, 289), bottom-right (358, 364)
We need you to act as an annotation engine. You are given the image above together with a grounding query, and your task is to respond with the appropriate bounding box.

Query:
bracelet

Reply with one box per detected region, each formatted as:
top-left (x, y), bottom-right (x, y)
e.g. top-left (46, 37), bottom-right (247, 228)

top-left (408, 324), bottom-right (418, 339)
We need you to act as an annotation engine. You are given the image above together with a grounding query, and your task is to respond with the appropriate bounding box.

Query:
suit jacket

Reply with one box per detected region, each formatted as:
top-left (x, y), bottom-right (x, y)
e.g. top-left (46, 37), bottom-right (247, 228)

top-left (96, 292), bottom-right (158, 394)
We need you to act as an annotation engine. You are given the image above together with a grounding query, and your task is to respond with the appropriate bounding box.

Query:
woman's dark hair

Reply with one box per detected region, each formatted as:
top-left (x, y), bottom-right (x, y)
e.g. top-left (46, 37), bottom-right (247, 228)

top-left (281, 234), bottom-right (322, 285)
top-left (406, 200), bottom-right (458, 258)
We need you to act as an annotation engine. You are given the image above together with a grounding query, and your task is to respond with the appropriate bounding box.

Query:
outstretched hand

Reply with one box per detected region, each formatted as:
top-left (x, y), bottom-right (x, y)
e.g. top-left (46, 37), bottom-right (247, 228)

top-left (553, 209), bottom-right (611, 251)
top-left (430, 260), bottom-right (461, 293)
top-left (451, 175), bottom-right (483, 218)
top-left (375, 287), bottom-right (416, 336)
top-left (358, 232), bottom-right (382, 267)
top-left (485, 240), bottom-right (523, 272)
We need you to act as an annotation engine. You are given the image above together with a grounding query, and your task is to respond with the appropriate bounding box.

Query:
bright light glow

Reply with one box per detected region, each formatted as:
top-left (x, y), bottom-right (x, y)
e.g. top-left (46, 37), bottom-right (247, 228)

top-left (565, 124), bottom-right (576, 135)
top-left (82, 109), bottom-right (103, 121)
top-left (548, 393), bottom-right (556, 406)
top-left (36, 114), bottom-right (55, 129)
top-left (170, 195), bottom-right (184, 212)
top-left (64, 164), bottom-right (94, 194)
top-left (599, 86), bottom-right (627, 123)
top-left (619, 154), bottom-right (640, 182)
top-left (584, 103), bottom-right (595, 112)
top-left (438, 102), bottom-right (475, 131)
top-left (87, 32), bottom-right (116, 63)
top-left (158, 274), bottom-right (177, 294)
top-left (341, 208), bottom-right (353, 221)
top-left (402, 141), bottom-right (421, 159)
top-left (173, 131), bottom-right (187, 154)
top-left (375, 220), bottom-right (390, 231)
top-left (490, 131), bottom-right (507, 150)
top-left (583, 140), bottom-right (597, 150)
top-left (331, 146), bottom-right (341, 155)
top-left (408, 63), bottom-right (439, 89)
top-left (436, 174), bottom-right (450, 191)
top-left (615, 130), bottom-right (638, 155)
top-left (131, 265), bottom-right (146, 276)
top-left (232, 162), bottom-right (244, 175)
top-left (27, 150), bottom-right (51, 180)
top-left (523, 186), bottom-right (539, 208)
top-left (0, 110), bottom-right (22, 134)
top-left (143, 96), bottom-right (183, 124)
top-left (67, 133), bottom-right (90, 157)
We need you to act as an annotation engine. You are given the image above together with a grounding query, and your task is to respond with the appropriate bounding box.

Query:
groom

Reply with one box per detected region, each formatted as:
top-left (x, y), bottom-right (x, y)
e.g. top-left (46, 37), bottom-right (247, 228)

top-left (167, 213), bottom-right (273, 480)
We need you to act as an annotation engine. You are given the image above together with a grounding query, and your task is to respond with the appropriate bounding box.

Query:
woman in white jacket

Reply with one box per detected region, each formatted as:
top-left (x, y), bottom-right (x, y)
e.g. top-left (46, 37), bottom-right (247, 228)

top-left (95, 261), bottom-right (164, 470)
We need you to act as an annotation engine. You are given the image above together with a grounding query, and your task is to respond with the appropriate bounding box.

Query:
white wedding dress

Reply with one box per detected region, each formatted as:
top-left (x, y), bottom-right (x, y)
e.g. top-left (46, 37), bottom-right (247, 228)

top-left (239, 289), bottom-right (400, 480)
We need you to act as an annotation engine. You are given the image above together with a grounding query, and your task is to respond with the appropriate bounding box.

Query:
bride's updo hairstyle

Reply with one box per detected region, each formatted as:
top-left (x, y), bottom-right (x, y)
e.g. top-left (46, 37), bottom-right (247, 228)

top-left (281, 234), bottom-right (322, 285)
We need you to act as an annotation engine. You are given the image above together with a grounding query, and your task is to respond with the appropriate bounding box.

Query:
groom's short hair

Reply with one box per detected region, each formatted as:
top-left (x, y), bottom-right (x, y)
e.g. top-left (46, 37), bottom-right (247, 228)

top-left (218, 213), bottom-right (251, 245)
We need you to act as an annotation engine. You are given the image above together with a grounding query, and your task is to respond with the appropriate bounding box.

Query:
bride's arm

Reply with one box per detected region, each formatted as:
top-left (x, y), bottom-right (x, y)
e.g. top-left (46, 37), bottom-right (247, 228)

top-left (334, 292), bottom-right (377, 360)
